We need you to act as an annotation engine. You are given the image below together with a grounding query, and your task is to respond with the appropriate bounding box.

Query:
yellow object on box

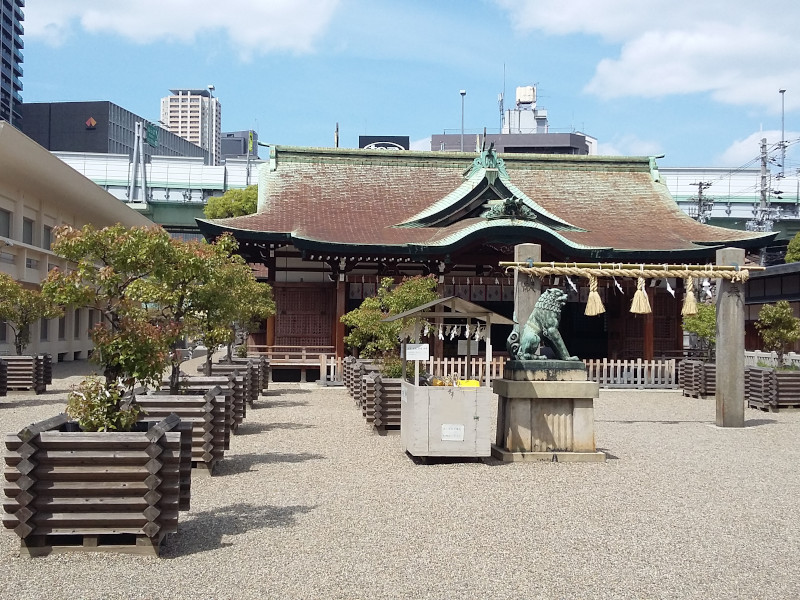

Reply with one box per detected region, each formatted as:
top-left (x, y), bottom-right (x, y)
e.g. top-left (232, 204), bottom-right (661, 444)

top-left (457, 379), bottom-right (480, 387)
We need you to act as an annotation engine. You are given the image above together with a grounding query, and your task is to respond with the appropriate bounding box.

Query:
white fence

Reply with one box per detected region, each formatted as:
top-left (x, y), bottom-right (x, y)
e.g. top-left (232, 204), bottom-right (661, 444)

top-left (326, 356), bottom-right (681, 389)
top-left (744, 350), bottom-right (800, 368)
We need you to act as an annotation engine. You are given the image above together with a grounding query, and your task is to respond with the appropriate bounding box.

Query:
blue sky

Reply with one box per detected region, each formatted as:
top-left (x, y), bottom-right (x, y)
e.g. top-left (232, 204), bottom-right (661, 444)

top-left (21, 0), bottom-right (800, 170)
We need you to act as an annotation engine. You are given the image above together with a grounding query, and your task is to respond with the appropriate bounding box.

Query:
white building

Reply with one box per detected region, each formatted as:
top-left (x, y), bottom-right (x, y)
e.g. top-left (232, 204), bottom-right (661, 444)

top-left (0, 122), bottom-right (153, 360)
top-left (160, 88), bottom-right (222, 166)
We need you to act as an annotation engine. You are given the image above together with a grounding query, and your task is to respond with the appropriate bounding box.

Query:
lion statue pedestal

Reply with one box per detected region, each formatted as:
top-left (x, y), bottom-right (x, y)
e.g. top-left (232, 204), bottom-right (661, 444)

top-left (491, 289), bottom-right (606, 462)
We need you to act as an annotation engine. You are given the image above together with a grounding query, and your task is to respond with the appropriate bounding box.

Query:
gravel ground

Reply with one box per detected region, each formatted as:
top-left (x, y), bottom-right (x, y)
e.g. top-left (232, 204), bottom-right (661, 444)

top-left (0, 360), bottom-right (799, 599)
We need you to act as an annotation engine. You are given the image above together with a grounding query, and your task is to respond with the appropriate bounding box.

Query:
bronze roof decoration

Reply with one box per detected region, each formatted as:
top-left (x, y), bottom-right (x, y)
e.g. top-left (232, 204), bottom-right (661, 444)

top-left (197, 145), bottom-right (775, 261)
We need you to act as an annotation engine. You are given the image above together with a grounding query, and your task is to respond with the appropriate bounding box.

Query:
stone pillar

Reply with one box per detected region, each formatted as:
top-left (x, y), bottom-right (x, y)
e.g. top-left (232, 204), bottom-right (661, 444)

top-left (513, 244), bottom-right (541, 330)
top-left (715, 247), bottom-right (745, 427)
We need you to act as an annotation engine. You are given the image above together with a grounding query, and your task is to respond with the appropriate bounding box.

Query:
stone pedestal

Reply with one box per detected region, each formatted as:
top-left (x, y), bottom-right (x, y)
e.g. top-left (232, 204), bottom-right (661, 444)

top-left (491, 361), bottom-right (606, 462)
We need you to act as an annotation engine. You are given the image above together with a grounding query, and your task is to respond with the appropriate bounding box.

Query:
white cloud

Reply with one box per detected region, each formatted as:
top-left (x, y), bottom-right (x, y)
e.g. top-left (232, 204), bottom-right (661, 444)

top-left (495, 0), bottom-right (800, 112)
top-left (716, 130), bottom-right (800, 168)
top-left (410, 137), bottom-right (431, 151)
top-left (597, 135), bottom-right (663, 157)
top-left (24, 0), bottom-right (340, 59)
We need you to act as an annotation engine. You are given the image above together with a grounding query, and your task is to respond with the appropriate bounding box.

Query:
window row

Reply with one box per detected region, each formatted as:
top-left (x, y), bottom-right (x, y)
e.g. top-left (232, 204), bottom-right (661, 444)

top-left (0, 208), bottom-right (54, 249)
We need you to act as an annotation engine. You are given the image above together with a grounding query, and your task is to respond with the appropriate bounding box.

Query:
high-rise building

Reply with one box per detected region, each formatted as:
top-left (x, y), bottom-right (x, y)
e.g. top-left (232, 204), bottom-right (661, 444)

top-left (160, 88), bottom-right (221, 165)
top-left (0, 0), bottom-right (24, 128)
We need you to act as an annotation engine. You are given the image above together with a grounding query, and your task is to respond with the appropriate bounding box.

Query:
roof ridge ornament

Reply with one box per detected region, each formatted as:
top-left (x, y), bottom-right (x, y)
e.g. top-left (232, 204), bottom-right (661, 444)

top-left (481, 196), bottom-right (538, 221)
top-left (463, 142), bottom-right (508, 181)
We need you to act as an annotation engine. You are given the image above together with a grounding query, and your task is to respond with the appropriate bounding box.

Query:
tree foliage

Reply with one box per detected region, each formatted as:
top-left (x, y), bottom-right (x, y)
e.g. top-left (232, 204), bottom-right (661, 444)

top-left (755, 300), bottom-right (800, 365)
top-left (682, 302), bottom-right (716, 359)
top-left (204, 185), bottom-right (258, 219)
top-left (42, 224), bottom-right (178, 388)
top-left (341, 275), bottom-right (439, 358)
top-left (0, 273), bottom-right (63, 355)
top-left (42, 223), bottom-right (276, 428)
top-left (785, 231), bottom-right (800, 263)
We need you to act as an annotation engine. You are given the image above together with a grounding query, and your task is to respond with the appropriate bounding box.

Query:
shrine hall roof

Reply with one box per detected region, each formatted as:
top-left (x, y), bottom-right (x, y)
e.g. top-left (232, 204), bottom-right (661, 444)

top-left (197, 145), bottom-right (774, 260)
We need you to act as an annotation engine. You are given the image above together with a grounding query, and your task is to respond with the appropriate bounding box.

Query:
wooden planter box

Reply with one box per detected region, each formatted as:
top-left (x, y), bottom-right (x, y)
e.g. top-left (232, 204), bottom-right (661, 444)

top-left (0, 355), bottom-right (49, 394)
top-left (400, 382), bottom-right (492, 458)
top-left (372, 376), bottom-right (403, 432)
top-left (3, 413), bottom-right (190, 557)
top-left (163, 374), bottom-right (242, 438)
top-left (199, 362), bottom-right (258, 406)
top-left (679, 360), bottom-right (716, 398)
top-left (223, 356), bottom-right (269, 393)
top-left (140, 387), bottom-right (227, 475)
top-left (746, 366), bottom-right (800, 411)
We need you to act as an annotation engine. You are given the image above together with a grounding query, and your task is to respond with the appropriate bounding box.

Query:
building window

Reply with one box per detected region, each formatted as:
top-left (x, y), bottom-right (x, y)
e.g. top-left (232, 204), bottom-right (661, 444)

top-left (74, 309), bottom-right (81, 339)
top-left (40, 317), bottom-right (49, 341)
top-left (0, 320), bottom-right (6, 343)
top-left (0, 208), bottom-right (9, 237)
top-left (58, 315), bottom-right (66, 340)
top-left (22, 217), bottom-right (34, 245)
top-left (43, 225), bottom-right (53, 250)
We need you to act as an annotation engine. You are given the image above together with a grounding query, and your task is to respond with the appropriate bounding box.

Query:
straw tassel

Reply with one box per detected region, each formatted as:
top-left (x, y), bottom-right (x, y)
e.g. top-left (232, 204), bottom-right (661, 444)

top-left (681, 276), bottom-right (698, 316)
top-left (630, 275), bottom-right (652, 314)
top-left (585, 274), bottom-right (606, 316)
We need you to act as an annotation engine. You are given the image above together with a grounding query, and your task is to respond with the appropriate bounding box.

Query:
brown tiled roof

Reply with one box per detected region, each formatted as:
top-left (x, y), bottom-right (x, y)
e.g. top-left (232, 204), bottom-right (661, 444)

top-left (198, 146), bottom-right (772, 259)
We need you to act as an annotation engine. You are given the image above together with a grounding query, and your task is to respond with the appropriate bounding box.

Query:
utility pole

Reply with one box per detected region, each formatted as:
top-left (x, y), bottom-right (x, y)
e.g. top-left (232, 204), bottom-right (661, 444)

top-left (760, 137), bottom-right (768, 214)
top-left (780, 89), bottom-right (786, 178)
top-left (690, 181), bottom-right (712, 223)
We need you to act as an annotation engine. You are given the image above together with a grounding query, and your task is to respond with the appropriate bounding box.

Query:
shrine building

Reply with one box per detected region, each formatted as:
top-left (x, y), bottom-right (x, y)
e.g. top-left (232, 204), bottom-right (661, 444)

top-left (197, 145), bottom-right (774, 362)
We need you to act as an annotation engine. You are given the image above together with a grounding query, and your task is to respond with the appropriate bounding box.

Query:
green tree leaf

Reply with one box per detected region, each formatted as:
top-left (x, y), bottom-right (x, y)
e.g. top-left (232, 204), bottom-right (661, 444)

top-left (204, 185), bottom-right (258, 219)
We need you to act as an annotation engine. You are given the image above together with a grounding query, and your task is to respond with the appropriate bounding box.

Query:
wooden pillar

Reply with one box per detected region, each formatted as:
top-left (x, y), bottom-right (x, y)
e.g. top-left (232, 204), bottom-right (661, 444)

top-left (266, 316), bottom-right (275, 347)
top-left (716, 247), bottom-right (745, 427)
top-left (335, 279), bottom-right (346, 359)
top-left (513, 244), bottom-right (541, 331)
top-left (643, 287), bottom-right (654, 360)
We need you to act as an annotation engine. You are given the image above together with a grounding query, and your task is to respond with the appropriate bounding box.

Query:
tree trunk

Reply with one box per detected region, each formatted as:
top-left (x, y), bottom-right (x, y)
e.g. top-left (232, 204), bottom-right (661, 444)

top-left (204, 352), bottom-right (212, 376)
top-left (169, 362), bottom-right (180, 394)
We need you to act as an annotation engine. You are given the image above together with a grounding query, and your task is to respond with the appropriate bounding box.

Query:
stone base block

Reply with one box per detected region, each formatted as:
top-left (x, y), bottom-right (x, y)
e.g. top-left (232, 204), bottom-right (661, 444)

top-left (491, 445), bottom-right (607, 463)
top-left (504, 360), bottom-right (587, 381)
top-left (494, 379), bottom-right (600, 453)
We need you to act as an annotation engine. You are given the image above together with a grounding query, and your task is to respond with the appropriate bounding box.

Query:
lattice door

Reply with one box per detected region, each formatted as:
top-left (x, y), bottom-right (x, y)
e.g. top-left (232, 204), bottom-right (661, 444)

top-left (274, 286), bottom-right (336, 346)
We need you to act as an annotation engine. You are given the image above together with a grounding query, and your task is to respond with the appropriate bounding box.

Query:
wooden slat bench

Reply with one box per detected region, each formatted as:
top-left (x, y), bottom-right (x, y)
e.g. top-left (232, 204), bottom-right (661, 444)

top-left (248, 345), bottom-right (335, 383)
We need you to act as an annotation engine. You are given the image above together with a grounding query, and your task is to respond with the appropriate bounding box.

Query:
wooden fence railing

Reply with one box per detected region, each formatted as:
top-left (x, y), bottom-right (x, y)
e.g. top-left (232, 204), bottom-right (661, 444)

top-left (584, 358), bottom-right (678, 389)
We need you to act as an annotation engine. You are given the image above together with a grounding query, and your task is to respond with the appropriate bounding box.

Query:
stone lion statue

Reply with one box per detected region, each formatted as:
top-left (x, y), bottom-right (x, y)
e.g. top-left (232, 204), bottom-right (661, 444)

top-left (506, 288), bottom-right (580, 361)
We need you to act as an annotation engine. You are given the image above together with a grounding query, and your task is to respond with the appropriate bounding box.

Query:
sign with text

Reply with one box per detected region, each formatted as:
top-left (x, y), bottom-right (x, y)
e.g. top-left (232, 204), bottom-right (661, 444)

top-left (441, 424), bottom-right (465, 442)
top-left (457, 340), bottom-right (480, 355)
top-left (405, 343), bottom-right (430, 360)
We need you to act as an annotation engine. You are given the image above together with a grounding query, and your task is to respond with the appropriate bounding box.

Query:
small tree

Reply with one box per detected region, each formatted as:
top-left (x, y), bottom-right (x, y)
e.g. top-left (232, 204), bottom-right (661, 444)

top-left (755, 300), bottom-right (800, 366)
top-left (42, 224), bottom-right (177, 389)
top-left (189, 248), bottom-right (275, 375)
top-left (682, 302), bottom-right (716, 360)
top-left (341, 275), bottom-right (439, 359)
top-left (204, 185), bottom-right (258, 219)
top-left (785, 231), bottom-right (800, 263)
top-left (0, 273), bottom-right (62, 355)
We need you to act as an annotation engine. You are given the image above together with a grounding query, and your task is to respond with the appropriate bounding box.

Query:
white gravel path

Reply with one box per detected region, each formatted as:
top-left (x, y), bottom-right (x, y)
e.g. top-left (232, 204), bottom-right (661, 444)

top-left (0, 360), bottom-right (799, 599)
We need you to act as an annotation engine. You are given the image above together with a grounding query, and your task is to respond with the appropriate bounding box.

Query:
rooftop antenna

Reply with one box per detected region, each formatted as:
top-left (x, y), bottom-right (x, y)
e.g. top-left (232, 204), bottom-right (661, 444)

top-left (335, 122), bottom-right (339, 148)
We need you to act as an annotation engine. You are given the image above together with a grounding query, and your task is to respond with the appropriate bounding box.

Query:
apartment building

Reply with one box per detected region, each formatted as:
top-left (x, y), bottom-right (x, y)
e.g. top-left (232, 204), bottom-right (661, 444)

top-left (0, 0), bottom-right (23, 128)
top-left (160, 88), bottom-right (221, 166)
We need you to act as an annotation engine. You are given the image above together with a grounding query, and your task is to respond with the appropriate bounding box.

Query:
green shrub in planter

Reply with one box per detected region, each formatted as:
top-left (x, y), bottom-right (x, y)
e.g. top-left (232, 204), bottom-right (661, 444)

top-left (66, 376), bottom-right (142, 432)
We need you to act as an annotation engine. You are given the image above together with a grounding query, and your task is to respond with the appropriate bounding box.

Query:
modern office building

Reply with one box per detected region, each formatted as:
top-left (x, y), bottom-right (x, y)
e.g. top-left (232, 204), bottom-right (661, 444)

top-left (221, 129), bottom-right (258, 160)
top-left (160, 88), bottom-right (221, 166)
top-left (431, 85), bottom-right (597, 155)
top-left (21, 101), bottom-right (208, 161)
top-left (0, 0), bottom-right (24, 128)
